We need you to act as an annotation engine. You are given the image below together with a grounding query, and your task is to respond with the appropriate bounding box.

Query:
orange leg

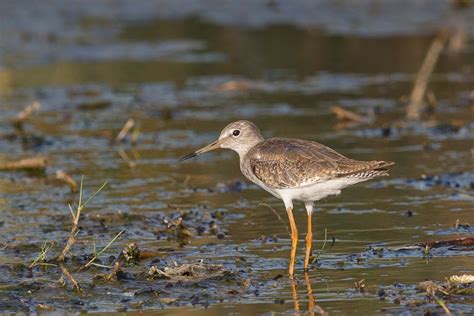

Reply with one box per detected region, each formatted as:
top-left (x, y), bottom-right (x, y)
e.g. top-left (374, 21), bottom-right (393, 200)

top-left (304, 212), bottom-right (313, 271)
top-left (286, 207), bottom-right (298, 276)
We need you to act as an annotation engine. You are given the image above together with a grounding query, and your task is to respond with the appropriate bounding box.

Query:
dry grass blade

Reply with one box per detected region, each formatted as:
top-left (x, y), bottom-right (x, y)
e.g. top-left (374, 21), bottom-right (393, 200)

top-left (0, 156), bottom-right (47, 171)
top-left (406, 32), bottom-right (448, 120)
top-left (259, 203), bottom-right (290, 237)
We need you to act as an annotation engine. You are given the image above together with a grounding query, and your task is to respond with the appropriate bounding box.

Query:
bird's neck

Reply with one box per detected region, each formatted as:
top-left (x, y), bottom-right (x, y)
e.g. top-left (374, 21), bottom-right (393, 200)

top-left (235, 135), bottom-right (265, 162)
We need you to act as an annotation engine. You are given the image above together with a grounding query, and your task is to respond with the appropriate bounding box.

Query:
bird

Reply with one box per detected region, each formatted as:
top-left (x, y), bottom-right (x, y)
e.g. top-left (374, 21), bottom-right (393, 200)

top-left (180, 120), bottom-right (394, 276)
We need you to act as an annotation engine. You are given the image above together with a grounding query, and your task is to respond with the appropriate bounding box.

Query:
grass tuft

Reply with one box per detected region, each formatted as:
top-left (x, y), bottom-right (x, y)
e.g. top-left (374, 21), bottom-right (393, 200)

top-left (80, 230), bottom-right (124, 270)
top-left (29, 241), bottom-right (56, 269)
top-left (57, 176), bottom-right (108, 261)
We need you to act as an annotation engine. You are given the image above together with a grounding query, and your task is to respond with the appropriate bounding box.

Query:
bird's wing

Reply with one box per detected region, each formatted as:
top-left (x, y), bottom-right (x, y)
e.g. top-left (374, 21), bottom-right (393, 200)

top-left (247, 138), bottom-right (393, 189)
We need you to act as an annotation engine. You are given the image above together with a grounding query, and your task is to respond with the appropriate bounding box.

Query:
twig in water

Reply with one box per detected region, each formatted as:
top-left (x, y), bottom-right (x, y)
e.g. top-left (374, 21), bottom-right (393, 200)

top-left (131, 126), bottom-right (140, 145)
top-left (59, 264), bottom-right (81, 291)
top-left (183, 175), bottom-right (191, 187)
top-left (331, 105), bottom-right (372, 123)
top-left (0, 156), bottom-right (47, 171)
top-left (57, 176), bottom-right (108, 261)
top-left (80, 230), bottom-right (124, 271)
top-left (115, 118), bottom-right (135, 143)
top-left (106, 260), bottom-right (122, 281)
top-left (117, 149), bottom-right (136, 168)
top-left (354, 279), bottom-right (366, 293)
top-left (55, 170), bottom-right (78, 193)
top-left (213, 80), bottom-right (252, 92)
top-left (406, 32), bottom-right (448, 120)
top-left (426, 90), bottom-right (438, 113)
top-left (259, 203), bottom-right (290, 237)
top-left (423, 237), bottom-right (474, 249)
top-left (11, 101), bottom-right (41, 129)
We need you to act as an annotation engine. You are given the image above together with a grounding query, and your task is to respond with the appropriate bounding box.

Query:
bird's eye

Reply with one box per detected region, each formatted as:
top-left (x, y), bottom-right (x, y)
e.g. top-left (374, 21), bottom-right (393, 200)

top-left (232, 129), bottom-right (240, 137)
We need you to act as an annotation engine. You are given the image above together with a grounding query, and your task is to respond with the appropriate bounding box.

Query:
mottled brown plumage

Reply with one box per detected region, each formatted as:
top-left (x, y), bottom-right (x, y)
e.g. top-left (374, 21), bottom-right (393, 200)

top-left (246, 138), bottom-right (393, 189)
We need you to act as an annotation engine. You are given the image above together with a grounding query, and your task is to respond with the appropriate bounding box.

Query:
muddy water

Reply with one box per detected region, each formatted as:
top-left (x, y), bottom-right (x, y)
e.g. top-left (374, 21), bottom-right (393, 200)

top-left (0, 2), bottom-right (473, 314)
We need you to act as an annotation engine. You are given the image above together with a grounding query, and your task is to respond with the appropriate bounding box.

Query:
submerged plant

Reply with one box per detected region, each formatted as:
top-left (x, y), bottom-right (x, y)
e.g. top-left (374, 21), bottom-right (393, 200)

top-left (312, 228), bottom-right (328, 265)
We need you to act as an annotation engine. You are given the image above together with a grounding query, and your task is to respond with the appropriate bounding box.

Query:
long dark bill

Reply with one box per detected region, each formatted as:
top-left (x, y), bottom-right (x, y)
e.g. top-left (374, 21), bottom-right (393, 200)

top-left (179, 152), bottom-right (198, 162)
top-left (178, 139), bottom-right (221, 162)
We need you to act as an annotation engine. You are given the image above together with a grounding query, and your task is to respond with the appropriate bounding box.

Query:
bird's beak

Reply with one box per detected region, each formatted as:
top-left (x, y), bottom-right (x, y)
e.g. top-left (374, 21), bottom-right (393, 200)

top-left (179, 139), bottom-right (222, 162)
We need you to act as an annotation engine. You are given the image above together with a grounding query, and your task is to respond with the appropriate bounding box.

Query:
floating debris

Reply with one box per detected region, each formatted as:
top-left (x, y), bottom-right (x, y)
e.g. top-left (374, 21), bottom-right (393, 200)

top-left (117, 149), bottom-right (137, 168)
top-left (381, 274), bottom-right (474, 315)
top-left (11, 101), bottom-right (41, 130)
top-left (448, 274), bottom-right (474, 286)
top-left (212, 80), bottom-right (252, 92)
top-left (115, 118), bottom-right (136, 144)
top-left (122, 242), bottom-right (140, 265)
top-left (331, 105), bottom-right (374, 125)
top-left (423, 237), bottom-right (474, 249)
top-left (214, 180), bottom-right (249, 193)
top-left (354, 279), bottom-right (366, 293)
top-left (0, 156), bottom-right (47, 171)
top-left (156, 217), bottom-right (193, 247)
top-left (148, 263), bottom-right (228, 282)
top-left (55, 170), bottom-right (78, 193)
top-left (77, 99), bottom-right (111, 111)
top-left (95, 261), bottom-right (123, 281)
top-left (155, 209), bottom-right (230, 246)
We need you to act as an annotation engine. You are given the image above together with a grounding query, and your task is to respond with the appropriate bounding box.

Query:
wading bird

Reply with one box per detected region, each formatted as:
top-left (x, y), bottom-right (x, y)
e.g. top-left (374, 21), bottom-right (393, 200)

top-left (180, 120), bottom-right (394, 275)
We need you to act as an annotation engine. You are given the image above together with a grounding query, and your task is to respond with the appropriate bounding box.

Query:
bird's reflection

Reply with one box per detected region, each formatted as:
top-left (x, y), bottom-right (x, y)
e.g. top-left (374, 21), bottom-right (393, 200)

top-left (289, 272), bottom-right (319, 316)
top-left (305, 272), bottom-right (316, 316)
top-left (289, 276), bottom-right (300, 313)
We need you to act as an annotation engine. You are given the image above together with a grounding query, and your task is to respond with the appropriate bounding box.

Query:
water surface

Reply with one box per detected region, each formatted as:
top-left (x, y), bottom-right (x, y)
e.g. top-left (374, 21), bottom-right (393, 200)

top-left (0, 2), bottom-right (473, 314)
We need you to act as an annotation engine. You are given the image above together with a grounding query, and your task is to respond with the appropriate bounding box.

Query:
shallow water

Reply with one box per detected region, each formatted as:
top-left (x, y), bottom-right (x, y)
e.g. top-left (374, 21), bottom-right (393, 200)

top-left (0, 1), bottom-right (473, 314)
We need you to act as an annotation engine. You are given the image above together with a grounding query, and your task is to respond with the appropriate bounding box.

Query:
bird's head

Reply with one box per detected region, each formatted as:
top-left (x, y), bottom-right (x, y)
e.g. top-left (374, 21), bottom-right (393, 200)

top-left (179, 120), bottom-right (264, 161)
